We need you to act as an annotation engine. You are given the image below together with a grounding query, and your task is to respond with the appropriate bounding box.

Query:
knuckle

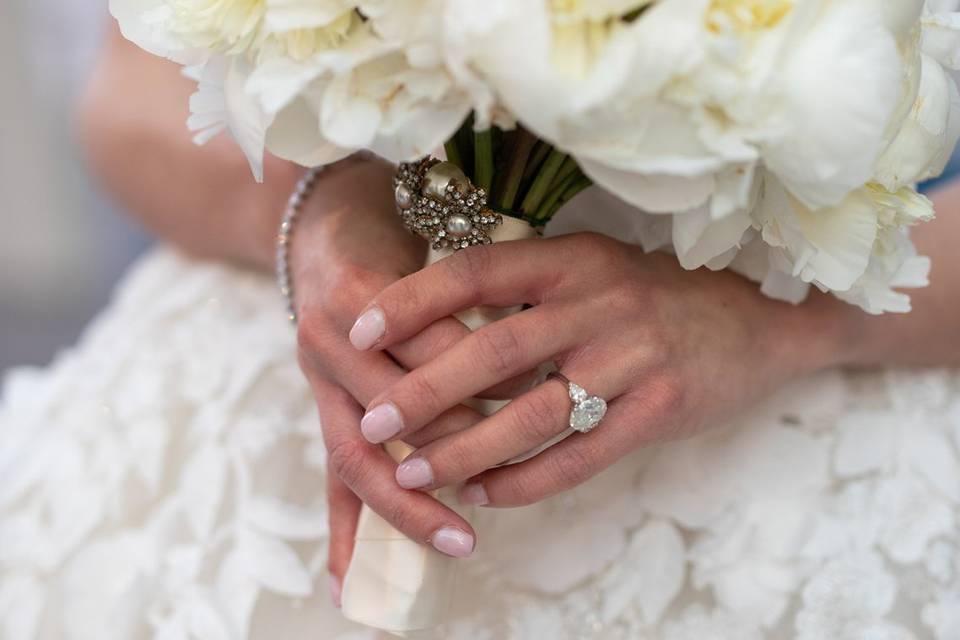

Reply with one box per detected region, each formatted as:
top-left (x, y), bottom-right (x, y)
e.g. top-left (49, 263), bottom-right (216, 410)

top-left (500, 472), bottom-right (539, 507)
top-left (327, 438), bottom-right (369, 486)
top-left (637, 328), bottom-right (672, 372)
top-left (296, 316), bottom-right (333, 360)
top-left (573, 231), bottom-right (622, 261)
top-left (547, 445), bottom-right (595, 490)
top-left (403, 372), bottom-right (444, 413)
top-left (381, 500), bottom-right (415, 537)
top-left (650, 374), bottom-right (687, 417)
top-left (602, 282), bottom-right (642, 317)
top-left (447, 245), bottom-right (492, 295)
top-left (436, 441), bottom-right (477, 481)
top-left (426, 326), bottom-right (464, 355)
top-left (511, 391), bottom-right (563, 442)
top-left (326, 265), bottom-right (385, 315)
top-left (317, 384), bottom-right (354, 409)
top-left (473, 325), bottom-right (524, 377)
top-left (378, 279), bottom-right (421, 322)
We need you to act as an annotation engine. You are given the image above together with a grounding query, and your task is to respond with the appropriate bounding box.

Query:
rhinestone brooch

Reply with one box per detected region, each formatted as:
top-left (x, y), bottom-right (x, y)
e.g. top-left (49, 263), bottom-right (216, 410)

top-left (395, 158), bottom-right (503, 251)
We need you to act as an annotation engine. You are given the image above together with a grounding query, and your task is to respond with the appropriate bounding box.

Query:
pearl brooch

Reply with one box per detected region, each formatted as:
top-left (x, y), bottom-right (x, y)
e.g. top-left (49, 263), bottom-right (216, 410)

top-left (394, 158), bottom-right (503, 251)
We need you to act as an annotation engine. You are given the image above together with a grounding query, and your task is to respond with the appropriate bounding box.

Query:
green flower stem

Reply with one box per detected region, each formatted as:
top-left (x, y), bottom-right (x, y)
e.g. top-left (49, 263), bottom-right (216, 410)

top-left (498, 129), bottom-right (538, 212)
top-left (556, 174), bottom-right (593, 211)
top-left (535, 173), bottom-right (593, 223)
top-left (533, 172), bottom-right (577, 221)
top-left (474, 129), bottom-right (495, 192)
top-left (551, 156), bottom-right (580, 192)
top-left (444, 139), bottom-right (463, 170)
top-left (521, 142), bottom-right (553, 187)
top-left (521, 150), bottom-right (568, 215)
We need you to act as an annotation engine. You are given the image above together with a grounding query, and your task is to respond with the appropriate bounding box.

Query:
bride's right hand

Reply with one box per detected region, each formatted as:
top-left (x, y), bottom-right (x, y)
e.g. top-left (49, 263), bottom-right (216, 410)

top-left (290, 156), bottom-right (485, 604)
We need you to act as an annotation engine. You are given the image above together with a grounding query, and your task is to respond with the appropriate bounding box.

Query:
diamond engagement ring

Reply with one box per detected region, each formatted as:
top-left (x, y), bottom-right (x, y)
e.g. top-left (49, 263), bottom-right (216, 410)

top-left (548, 372), bottom-right (608, 434)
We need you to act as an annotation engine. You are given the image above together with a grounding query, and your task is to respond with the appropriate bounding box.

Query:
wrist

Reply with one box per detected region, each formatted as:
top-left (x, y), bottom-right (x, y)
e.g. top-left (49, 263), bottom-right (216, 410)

top-left (258, 154), bottom-right (395, 273)
top-left (787, 291), bottom-right (873, 373)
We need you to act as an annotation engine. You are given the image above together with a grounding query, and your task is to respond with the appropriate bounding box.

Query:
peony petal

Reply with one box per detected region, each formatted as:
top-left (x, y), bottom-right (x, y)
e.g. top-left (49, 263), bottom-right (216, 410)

top-left (763, 2), bottom-right (904, 209)
top-left (578, 157), bottom-right (714, 214)
top-left (876, 54), bottom-right (960, 188)
top-left (672, 205), bottom-right (752, 270)
top-left (265, 98), bottom-right (352, 167)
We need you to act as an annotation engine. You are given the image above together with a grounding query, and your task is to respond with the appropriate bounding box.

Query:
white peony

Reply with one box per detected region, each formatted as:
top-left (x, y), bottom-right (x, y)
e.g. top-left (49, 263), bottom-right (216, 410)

top-left (110, 0), bottom-right (361, 64)
top-left (111, 0), bottom-right (960, 313)
top-left (111, 0), bottom-right (472, 179)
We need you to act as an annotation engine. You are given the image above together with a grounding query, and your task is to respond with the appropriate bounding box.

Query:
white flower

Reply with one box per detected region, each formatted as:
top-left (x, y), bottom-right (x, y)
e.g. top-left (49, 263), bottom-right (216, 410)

top-left (876, 53), bottom-right (960, 191)
top-left (112, 0), bottom-right (473, 175)
top-left (717, 176), bottom-right (935, 313)
top-left (753, 1), bottom-right (905, 210)
top-left (111, 0), bottom-right (360, 62)
top-left (111, 0), bottom-right (960, 312)
top-left (186, 57), bottom-right (274, 180)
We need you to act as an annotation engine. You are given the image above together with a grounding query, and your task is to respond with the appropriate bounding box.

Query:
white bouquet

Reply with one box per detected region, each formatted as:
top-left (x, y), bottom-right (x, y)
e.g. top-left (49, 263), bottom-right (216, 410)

top-left (111, 0), bottom-right (960, 634)
top-left (112, 0), bottom-right (960, 314)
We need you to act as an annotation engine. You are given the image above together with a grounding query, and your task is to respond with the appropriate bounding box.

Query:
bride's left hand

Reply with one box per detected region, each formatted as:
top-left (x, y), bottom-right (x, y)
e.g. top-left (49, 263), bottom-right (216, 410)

top-left (351, 232), bottom-right (850, 507)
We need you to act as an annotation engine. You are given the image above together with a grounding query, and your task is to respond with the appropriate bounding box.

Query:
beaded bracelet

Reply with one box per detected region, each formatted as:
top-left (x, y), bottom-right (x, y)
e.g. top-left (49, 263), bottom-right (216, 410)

top-left (276, 167), bottom-right (322, 324)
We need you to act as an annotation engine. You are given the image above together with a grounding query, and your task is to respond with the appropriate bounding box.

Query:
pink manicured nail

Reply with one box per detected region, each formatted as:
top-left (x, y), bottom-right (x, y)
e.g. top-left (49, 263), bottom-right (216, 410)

top-left (361, 403), bottom-right (403, 443)
top-left (329, 575), bottom-right (342, 608)
top-left (431, 527), bottom-right (475, 558)
top-left (396, 458), bottom-right (434, 489)
top-left (350, 307), bottom-right (385, 350)
top-left (459, 483), bottom-right (489, 506)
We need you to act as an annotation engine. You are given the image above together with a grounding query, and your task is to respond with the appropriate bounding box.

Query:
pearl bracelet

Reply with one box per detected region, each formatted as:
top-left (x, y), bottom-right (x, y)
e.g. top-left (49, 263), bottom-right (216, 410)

top-left (276, 167), bottom-right (322, 324)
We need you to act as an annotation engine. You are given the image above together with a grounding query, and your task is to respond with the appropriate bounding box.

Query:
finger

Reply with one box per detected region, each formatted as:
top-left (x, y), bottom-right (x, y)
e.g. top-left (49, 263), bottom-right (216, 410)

top-left (390, 316), bottom-right (538, 401)
top-left (390, 317), bottom-right (470, 366)
top-left (457, 393), bottom-right (663, 508)
top-left (394, 359), bottom-right (631, 491)
top-left (300, 317), bottom-right (401, 405)
top-left (300, 319), bottom-right (487, 450)
top-left (326, 463), bottom-right (360, 608)
top-left (309, 377), bottom-right (478, 557)
top-left (351, 239), bottom-right (572, 351)
top-left (361, 304), bottom-right (580, 444)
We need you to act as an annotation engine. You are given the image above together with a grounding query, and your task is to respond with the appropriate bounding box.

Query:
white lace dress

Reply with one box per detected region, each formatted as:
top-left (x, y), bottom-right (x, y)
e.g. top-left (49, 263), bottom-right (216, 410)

top-left (2, 192), bottom-right (960, 640)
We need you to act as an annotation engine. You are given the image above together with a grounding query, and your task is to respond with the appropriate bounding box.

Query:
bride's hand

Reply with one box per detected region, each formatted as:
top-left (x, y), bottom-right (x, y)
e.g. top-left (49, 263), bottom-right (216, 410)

top-left (351, 232), bottom-right (848, 507)
top-left (291, 157), bottom-right (488, 598)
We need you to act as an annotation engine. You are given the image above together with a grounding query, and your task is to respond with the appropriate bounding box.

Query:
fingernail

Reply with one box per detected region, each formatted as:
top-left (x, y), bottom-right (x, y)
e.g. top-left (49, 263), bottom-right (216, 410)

top-left (350, 307), bottom-right (385, 350)
top-left (431, 527), bottom-right (475, 558)
top-left (329, 575), bottom-right (342, 608)
top-left (459, 483), bottom-right (489, 506)
top-left (396, 457), bottom-right (434, 489)
top-left (361, 403), bottom-right (403, 443)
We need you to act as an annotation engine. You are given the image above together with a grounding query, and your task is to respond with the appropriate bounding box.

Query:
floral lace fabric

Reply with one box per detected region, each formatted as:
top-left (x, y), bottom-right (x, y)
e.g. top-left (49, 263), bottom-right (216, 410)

top-left (2, 249), bottom-right (960, 640)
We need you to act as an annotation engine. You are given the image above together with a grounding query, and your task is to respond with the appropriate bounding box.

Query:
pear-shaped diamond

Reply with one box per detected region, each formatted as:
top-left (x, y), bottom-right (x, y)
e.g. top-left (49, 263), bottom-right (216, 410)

top-left (568, 382), bottom-right (589, 404)
top-left (570, 392), bottom-right (607, 433)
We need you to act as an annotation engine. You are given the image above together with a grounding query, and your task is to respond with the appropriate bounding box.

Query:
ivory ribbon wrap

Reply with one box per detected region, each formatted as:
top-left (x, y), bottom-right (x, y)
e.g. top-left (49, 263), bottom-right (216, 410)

top-left (341, 216), bottom-right (538, 636)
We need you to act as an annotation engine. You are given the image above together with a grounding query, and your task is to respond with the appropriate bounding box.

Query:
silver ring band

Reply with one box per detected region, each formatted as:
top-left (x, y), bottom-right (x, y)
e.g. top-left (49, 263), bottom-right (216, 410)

top-left (548, 372), bottom-right (608, 434)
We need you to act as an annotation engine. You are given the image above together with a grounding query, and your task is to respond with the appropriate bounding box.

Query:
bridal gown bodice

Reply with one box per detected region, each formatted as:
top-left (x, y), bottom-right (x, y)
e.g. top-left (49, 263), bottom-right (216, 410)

top-left (2, 190), bottom-right (960, 640)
